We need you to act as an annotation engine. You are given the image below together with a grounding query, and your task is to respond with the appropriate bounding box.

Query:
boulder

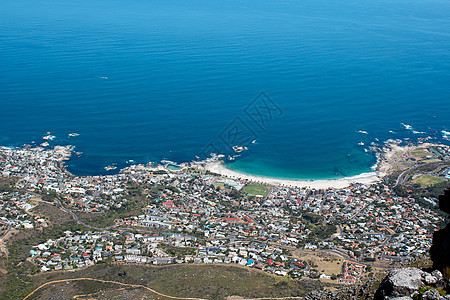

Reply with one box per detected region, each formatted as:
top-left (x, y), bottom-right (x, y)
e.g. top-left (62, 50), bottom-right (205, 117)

top-left (422, 288), bottom-right (444, 300)
top-left (432, 270), bottom-right (444, 282)
top-left (375, 268), bottom-right (426, 299)
top-left (425, 274), bottom-right (438, 285)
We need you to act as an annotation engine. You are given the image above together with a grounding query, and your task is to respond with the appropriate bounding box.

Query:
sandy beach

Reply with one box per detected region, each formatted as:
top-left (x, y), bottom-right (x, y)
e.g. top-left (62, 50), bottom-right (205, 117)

top-left (202, 141), bottom-right (447, 189)
top-left (204, 161), bottom-right (386, 189)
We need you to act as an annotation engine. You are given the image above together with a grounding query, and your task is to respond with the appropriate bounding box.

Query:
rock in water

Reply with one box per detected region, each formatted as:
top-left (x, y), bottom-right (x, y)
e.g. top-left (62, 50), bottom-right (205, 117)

top-left (374, 268), bottom-right (426, 299)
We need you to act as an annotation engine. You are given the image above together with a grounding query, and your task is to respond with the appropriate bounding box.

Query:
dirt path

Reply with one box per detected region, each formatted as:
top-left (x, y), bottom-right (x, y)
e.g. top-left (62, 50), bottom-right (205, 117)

top-left (23, 277), bottom-right (208, 300)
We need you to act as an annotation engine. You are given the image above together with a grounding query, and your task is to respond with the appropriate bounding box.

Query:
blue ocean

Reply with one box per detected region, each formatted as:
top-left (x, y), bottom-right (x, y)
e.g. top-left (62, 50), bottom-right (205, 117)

top-left (1, 0), bottom-right (450, 179)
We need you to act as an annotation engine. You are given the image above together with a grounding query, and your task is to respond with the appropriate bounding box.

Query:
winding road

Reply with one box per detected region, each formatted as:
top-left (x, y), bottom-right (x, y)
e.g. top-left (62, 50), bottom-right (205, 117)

top-left (394, 161), bottom-right (446, 187)
top-left (0, 221), bottom-right (11, 240)
top-left (30, 193), bottom-right (116, 231)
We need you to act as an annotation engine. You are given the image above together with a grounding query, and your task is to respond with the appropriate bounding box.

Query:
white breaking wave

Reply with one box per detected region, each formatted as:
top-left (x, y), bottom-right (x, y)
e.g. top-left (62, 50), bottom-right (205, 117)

top-left (401, 123), bottom-right (413, 130)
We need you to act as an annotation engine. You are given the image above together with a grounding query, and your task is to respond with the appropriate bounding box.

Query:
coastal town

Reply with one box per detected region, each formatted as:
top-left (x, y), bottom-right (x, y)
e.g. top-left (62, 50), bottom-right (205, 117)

top-left (0, 139), bottom-right (449, 287)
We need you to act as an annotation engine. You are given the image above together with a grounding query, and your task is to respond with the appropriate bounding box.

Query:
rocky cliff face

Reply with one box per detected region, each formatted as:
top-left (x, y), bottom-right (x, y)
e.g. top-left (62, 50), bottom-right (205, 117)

top-left (430, 189), bottom-right (450, 274)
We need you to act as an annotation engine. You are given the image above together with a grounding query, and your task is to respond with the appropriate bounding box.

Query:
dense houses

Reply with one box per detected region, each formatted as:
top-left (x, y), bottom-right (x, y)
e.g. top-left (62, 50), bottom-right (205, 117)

top-left (341, 261), bottom-right (366, 283)
top-left (29, 229), bottom-right (311, 278)
top-left (0, 191), bottom-right (48, 230)
top-left (1, 144), bottom-right (449, 282)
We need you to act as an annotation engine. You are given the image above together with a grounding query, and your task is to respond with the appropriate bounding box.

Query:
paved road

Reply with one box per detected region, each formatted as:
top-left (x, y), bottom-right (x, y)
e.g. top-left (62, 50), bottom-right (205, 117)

top-left (30, 193), bottom-right (115, 231)
top-left (0, 220), bottom-right (12, 255)
top-left (381, 235), bottom-right (391, 247)
top-left (395, 161), bottom-right (446, 187)
top-left (28, 193), bottom-right (395, 271)
top-left (0, 221), bottom-right (11, 240)
top-left (53, 198), bottom-right (116, 230)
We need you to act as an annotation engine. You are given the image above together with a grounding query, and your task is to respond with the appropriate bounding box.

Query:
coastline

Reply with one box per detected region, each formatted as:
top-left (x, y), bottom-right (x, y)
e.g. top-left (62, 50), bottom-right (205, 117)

top-left (201, 141), bottom-right (448, 189)
top-left (203, 160), bottom-right (386, 189)
top-left (7, 139), bottom-right (446, 189)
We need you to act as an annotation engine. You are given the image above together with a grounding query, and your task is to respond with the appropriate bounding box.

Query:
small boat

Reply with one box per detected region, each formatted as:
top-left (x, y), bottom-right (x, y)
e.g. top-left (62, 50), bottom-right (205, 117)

top-left (68, 133), bottom-right (80, 137)
top-left (358, 142), bottom-right (365, 146)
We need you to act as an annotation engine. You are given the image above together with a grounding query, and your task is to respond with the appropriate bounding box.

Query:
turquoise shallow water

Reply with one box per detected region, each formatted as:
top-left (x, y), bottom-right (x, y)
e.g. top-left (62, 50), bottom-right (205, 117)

top-left (0, 0), bottom-right (450, 178)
